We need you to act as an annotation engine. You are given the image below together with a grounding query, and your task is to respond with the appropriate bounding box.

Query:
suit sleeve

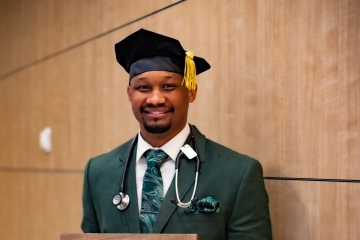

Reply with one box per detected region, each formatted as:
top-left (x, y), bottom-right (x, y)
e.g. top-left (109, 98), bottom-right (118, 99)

top-left (227, 160), bottom-right (272, 240)
top-left (81, 159), bottom-right (100, 233)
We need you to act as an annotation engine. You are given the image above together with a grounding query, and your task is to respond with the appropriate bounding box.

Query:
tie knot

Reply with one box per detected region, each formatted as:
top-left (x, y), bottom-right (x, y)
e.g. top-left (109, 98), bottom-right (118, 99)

top-left (144, 149), bottom-right (168, 168)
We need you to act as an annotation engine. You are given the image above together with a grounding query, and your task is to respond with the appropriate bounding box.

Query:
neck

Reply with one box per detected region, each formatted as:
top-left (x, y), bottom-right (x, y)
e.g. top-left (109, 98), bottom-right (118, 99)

top-left (139, 133), bottom-right (173, 148)
top-left (139, 124), bottom-right (187, 147)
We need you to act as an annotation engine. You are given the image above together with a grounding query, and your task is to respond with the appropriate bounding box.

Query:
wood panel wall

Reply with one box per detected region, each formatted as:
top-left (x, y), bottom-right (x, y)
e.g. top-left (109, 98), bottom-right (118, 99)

top-left (0, 0), bottom-right (359, 239)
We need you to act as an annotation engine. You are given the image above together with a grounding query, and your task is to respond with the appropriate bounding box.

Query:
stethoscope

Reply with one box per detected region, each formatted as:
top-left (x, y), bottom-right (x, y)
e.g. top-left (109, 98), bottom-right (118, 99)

top-left (112, 124), bottom-right (201, 210)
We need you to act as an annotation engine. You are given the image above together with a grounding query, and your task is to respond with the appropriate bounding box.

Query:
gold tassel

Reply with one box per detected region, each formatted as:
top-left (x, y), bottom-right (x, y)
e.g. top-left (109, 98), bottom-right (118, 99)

top-left (182, 51), bottom-right (197, 90)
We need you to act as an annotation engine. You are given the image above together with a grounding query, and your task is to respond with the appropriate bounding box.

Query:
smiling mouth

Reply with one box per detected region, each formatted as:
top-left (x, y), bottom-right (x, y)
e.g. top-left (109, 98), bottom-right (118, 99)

top-left (144, 110), bottom-right (171, 116)
top-left (142, 106), bottom-right (174, 113)
top-left (142, 108), bottom-right (174, 119)
top-left (146, 111), bottom-right (166, 114)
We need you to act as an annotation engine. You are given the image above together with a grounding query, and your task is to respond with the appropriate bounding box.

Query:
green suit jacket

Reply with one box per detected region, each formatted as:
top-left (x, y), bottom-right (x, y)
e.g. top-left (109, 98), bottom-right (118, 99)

top-left (81, 125), bottom-right (272, 239)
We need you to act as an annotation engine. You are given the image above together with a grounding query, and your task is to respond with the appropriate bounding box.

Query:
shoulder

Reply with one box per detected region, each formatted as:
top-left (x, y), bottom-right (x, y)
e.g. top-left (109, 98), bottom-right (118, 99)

top-left (85, 138), bottom-right (133, 172)
top-left (205, 138), bottom-right (248, 158)
top-left (192, 124), bottom-right (260, 167)
top-left (205, 138), bottom-right (255, 161)
top-left (205, 138), bottom-right (262, 169)
top-left (191, 125), bottom-right (263, 178)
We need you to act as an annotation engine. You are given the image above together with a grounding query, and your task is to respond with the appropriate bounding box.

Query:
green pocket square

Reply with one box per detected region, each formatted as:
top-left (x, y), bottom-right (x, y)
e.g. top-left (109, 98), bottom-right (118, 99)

top-left (186, 196), bottom-right (221, 214)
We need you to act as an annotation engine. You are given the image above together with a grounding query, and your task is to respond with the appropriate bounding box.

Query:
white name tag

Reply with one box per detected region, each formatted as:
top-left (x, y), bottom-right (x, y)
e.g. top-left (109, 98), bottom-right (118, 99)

top-left (180, 144), bottom-right (197, 159)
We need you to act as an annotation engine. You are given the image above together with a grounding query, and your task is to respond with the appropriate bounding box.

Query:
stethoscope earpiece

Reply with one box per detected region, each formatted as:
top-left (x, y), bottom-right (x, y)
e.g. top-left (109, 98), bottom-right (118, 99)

top-left (113, 192), bottom-right (130, 210)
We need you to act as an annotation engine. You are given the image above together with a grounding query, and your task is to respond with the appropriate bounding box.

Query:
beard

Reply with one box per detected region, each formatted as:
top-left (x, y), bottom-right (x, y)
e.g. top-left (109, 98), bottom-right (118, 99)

top-left (140, 103), bottom-right (174, 134)
top-left (143, 119), bottom-right (172, 134)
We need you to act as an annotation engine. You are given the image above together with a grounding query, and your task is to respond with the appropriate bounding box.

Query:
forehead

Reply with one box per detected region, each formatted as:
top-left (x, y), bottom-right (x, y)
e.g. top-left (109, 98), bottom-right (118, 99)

top-left (130, 71), bottom-right (183, 83)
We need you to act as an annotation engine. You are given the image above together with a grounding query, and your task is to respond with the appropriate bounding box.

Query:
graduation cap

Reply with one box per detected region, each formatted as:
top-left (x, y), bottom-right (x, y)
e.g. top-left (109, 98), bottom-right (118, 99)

top-left (115, 29), bottom-right (211, 90)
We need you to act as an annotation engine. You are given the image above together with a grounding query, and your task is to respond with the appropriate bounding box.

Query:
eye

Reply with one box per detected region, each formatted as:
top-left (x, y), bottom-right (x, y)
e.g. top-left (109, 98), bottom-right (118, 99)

top-left (136, 85), bottom-right (151, 92)
top-left (163, 84), bottom-right (176, 91)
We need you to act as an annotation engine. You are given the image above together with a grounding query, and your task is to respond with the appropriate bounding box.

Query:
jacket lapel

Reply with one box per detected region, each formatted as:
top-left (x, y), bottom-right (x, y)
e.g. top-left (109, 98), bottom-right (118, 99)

top-left (117, 139), bottom-right (141, 233)
top-left (152, 125), bottom-right (207, 233)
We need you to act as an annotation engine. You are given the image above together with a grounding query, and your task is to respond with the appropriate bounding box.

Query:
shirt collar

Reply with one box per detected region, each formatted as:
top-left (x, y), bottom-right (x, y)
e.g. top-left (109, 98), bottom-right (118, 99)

top-left (136, 124), bottom-right (190, 162)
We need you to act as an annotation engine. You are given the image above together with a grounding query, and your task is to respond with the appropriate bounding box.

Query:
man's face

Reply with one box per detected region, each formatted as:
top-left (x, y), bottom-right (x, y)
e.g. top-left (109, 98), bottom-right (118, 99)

top-left (127, 71), bottom-right (197, 139)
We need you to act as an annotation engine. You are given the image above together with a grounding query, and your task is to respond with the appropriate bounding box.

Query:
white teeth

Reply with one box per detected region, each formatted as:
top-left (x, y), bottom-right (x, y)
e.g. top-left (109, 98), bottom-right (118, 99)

top-left (152, 112), bottom-right (163, 115)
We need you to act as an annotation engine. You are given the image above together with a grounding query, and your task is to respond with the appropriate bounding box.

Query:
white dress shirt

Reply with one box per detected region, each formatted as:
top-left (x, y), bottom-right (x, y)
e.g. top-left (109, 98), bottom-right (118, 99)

top-left (135, 124), bottom-right (190, 212)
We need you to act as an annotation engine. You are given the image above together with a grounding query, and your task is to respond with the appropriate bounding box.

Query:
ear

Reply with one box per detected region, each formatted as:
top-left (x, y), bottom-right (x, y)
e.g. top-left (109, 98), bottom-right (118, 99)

top-left (127, 85), bottom-right (132, 101)
top-left (188, 84), bottom-right (198, 103)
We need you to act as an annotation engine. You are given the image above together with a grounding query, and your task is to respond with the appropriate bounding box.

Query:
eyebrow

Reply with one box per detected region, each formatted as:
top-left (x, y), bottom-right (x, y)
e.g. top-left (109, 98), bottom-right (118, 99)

top-left (135, 74), bottom-right (174, 81)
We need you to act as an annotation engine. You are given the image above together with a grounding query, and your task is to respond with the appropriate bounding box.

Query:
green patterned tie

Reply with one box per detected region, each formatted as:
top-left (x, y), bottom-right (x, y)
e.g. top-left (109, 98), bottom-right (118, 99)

top-left (140, 149), bottom-right (168, 233)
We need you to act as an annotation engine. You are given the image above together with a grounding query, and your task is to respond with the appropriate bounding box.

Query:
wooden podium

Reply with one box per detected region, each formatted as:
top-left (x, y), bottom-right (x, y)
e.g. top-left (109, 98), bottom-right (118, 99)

top-left (60, 234), bottom-right (198, 240)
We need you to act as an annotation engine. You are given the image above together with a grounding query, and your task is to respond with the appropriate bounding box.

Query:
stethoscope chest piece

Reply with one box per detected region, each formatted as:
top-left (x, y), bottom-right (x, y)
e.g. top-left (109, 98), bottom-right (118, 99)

top-left (113, 192), bottom-right (130, 210)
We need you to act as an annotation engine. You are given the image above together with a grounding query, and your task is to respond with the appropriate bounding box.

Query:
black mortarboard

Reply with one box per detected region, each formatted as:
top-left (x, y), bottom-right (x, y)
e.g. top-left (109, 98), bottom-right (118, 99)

top-left (114, 29), bottom-right (211, 90)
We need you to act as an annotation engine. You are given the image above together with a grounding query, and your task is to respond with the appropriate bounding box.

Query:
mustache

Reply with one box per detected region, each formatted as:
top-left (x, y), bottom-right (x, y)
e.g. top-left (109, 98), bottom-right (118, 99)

top-left (140, 104), bottom-right (174, 112)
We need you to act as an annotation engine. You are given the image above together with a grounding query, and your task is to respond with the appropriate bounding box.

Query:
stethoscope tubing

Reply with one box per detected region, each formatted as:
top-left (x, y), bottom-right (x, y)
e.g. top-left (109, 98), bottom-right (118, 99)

top-left (119, 134), bottom-right (138, 193)
top-left (113, 124), bottom-right (200, 210)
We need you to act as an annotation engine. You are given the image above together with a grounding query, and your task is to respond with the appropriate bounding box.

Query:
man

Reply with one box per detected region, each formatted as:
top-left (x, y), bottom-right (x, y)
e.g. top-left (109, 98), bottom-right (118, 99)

top-left (81, 28), bottom-right (272, 239)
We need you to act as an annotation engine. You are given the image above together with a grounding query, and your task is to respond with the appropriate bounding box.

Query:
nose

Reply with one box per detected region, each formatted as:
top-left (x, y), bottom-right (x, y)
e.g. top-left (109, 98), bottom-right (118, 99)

top-left (146, 88), bottom-right (166, 105)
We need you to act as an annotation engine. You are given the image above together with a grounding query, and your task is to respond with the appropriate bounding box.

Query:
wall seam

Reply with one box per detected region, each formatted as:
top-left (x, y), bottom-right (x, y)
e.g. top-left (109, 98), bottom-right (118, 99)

top-left (0, 0), bottom-right (186, 81)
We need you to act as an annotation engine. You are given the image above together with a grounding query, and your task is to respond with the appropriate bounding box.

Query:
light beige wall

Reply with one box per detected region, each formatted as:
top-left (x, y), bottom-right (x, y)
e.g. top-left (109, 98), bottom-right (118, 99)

top-left (0, 0), bottom-right (359, 239)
